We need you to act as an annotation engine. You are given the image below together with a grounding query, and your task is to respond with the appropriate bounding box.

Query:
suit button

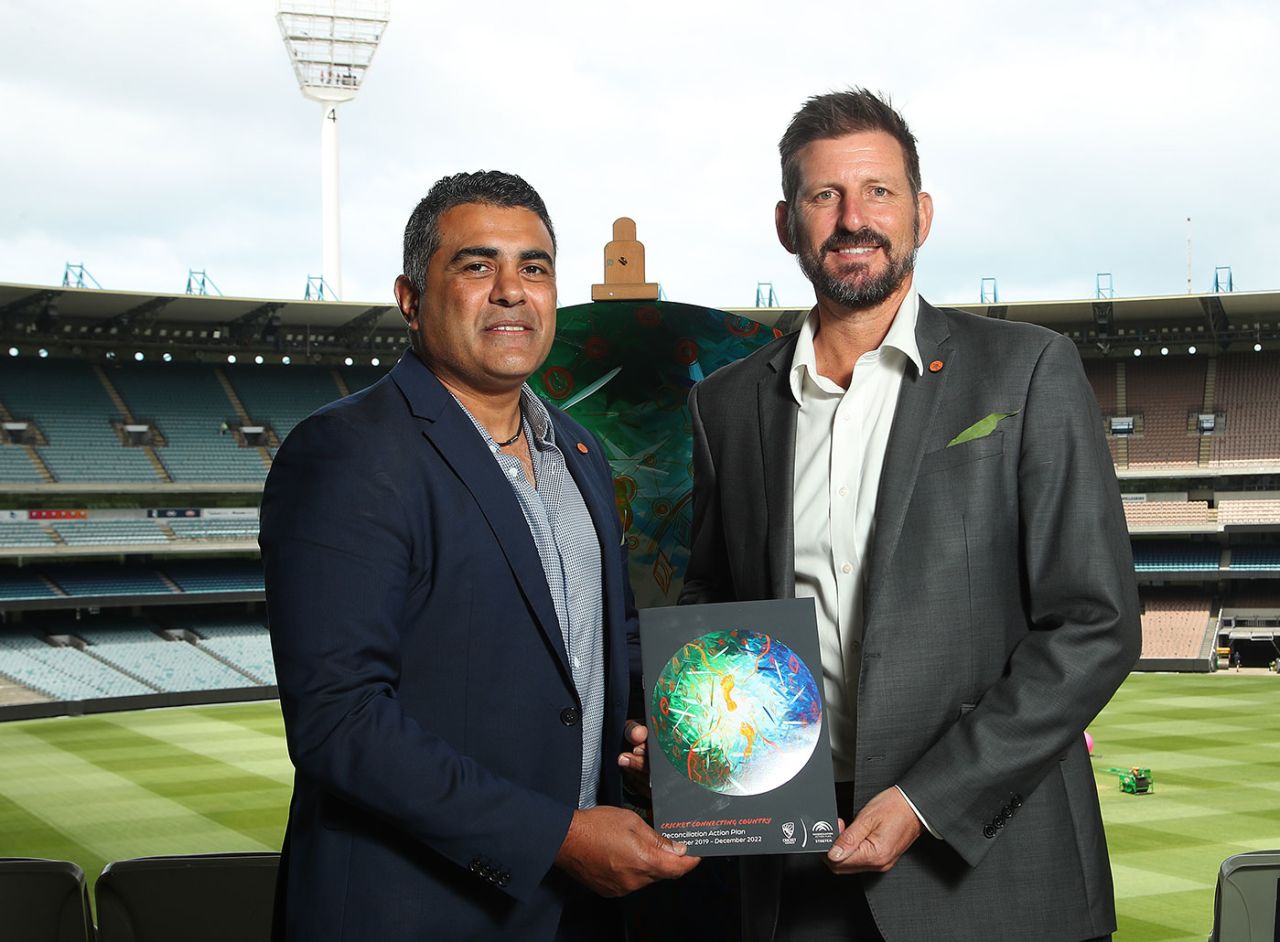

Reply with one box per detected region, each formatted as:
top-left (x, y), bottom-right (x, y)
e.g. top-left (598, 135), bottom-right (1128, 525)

top-left (560, 707), bottom-right (580, 726)
top-left (1010, 795), bottom-right (1023, 809)
top-left (983, 825), bottom-right (997, 839)
top-left (994, 817), bottom-right (1005, 830)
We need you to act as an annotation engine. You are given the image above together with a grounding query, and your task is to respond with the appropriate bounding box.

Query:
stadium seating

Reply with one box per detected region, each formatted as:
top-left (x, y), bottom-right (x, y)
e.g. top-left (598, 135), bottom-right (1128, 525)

top-left (0, 359), bottom-right (162, 483)
top-left (107, 362), bottom-right (268, 482)
top-left (71, 622), bottom-right (256, 693)
top-left (1209, 850), bottom-right (1280, 941)
top-left (53, 519), bottom-right (171, 547)
top-left (1131, 541), bottom-right (1221, 572)
top-left (0, 857), bottom-right (94, 942)
top-left (95, 852), bottom-right (279, 942)
top-left (1229, 547), bottom-right (1280, 571)
top-left (42, 564), bottom-right (176, 597)
top-left (1217, 499), bottom-right (1280, 527)
top-left (1125, 356), bottom-right (1205, 468)
top-left (183, 620), bottom-right (277, 685)
top-left (0, 520), bottom-right (57, 548)
top-left (0, 631), bottom-right (154, 699)
top-left (0, 444), bottom-right (46, 484)
top-left (1122, 500), bottom-right (1213, 531)
top-left (159, 559), bottom-right (264, 593)
top-left (1139, 592), bottom-right (1211, 659)
top-left (0, 568), bottom-right (61, 600)
top-left (344, 364), bottom-right (392, 393)
top-left (1210, 352), bottom-right (1280, 467)
top-left (165, 517), bottom-right (259, 541)
top-left (224, 362), bottom-right (342, 446)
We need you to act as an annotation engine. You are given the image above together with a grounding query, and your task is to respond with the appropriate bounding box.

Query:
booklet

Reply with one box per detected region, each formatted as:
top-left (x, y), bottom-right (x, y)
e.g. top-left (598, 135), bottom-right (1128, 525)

top-left (639, 598), bottom-right (838, 856)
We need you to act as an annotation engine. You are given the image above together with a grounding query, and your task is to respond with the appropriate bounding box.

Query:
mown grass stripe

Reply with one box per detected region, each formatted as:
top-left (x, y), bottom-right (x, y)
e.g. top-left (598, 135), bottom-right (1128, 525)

top-left (14, 716), bottom-right (286, 852)
top-left (0, 723), bottom-right (273, 861)
top-left (100, 706), bottom-right (292, 785)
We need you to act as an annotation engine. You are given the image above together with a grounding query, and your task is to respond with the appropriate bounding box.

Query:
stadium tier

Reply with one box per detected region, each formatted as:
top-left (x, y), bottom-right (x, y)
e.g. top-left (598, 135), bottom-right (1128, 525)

top-left (0, 619), bottom-right (276, 705)
top-left (1125, 356), bottom-right (1205, 468)
top-left (1138, 591), bottom-right (1213, 660)
top-left (106, 362), bottom-right (270, 482)
top-left (1122, 500), bottom-right (1213, 531)
top-left (0, 359), bottom-right (161, 482)
top-left (1209, 351), bottom-right (1280, 467)
top-left (1131, 541), bottom-right (1222, 572)
top-left (181, 619), bottom-right (277, 685)
top-left (158, 559), bottom-right (264, 593)
top-left (223, 362), bottom-right (344, 447)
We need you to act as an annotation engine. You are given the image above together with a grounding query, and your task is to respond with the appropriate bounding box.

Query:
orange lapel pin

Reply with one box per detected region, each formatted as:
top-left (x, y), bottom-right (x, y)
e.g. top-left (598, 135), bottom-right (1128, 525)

top-left (929, 359), bottom-right (944, 373)
top-left (576, 442), bottom-right (589, 454)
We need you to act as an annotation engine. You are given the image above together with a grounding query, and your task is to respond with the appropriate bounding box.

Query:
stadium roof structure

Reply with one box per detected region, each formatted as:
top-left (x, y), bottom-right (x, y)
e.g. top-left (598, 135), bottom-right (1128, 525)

top-left (2, 280), bottom-right (1280, 364)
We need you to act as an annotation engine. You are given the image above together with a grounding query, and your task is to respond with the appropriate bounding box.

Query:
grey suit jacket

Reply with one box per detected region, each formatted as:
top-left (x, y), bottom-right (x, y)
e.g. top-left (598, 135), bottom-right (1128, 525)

top-left (681, 299), bottom-right (1141, 942)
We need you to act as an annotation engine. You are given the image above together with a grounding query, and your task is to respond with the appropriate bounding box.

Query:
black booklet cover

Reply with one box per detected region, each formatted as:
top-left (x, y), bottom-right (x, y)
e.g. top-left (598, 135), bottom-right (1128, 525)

top-left (639, 598), bottom-right (838, 856)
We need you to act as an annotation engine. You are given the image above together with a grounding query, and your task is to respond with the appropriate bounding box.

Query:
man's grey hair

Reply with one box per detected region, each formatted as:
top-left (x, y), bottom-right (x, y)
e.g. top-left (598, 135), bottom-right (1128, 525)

top-left (401, 170), bottom-right (556, 291)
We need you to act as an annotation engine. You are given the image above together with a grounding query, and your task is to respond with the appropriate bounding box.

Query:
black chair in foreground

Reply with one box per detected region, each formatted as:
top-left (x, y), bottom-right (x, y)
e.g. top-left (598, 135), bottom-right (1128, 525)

top-left (95, 851), bottom-right (279, 942)
top-left (1210, 850), bottom-right (1280, 942)
top-left (0, 857), bottom-right (94, 942)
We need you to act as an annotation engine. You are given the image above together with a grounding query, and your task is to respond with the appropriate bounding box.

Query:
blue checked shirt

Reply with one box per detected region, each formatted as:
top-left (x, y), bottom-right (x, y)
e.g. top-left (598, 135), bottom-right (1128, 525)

top-left (455, 386), bottom-right (606, 809)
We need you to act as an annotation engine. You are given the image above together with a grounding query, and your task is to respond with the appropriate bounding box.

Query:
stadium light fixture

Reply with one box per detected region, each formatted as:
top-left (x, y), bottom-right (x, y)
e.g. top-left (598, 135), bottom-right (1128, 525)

top-left (7, 346), bottom-right (17, 357)
top-left (134, 351), bottom-right (145, 362)
top-left (1188, 345), bottom-right (1198, 355)
top-left (344, 356), bottom-right (354, 366)
top-left (38, 348), bottom-right (49, 358)
top-left (277, 0), bottom-right (390, 301)
top-left (1132, 348), bottom-right (1142, 357)
top-left (282, 355), bottom-right (292, 365)
top-left (1255, 342), bottom-right (1263, 352)
top-left (370, 356), bottom-right (380, 366)
top-left (1160, 347), bottom-right (1169, 356)
top-left (163, 352), bottom-right (173, 362)
top-left (255, 354), bottom-right (265, 365)
top-left (227, 354), bottom-right (238, 364)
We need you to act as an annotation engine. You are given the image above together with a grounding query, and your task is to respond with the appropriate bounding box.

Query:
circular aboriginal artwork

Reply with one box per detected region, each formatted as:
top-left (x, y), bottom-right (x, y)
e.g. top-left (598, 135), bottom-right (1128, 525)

top-left (650, 629), bottom-right (823, 796)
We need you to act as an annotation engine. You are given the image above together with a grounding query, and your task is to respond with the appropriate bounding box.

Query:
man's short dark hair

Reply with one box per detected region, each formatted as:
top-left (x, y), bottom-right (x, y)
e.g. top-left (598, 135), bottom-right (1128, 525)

top-left (779, 88), bottom-right (921, 205)
top-left (402, 170), bottom-right (556, 290)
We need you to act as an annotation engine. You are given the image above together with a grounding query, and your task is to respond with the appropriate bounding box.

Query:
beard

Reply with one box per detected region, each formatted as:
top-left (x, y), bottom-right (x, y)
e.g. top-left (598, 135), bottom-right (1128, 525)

top-left (795, 223), bottom-right (918, 310)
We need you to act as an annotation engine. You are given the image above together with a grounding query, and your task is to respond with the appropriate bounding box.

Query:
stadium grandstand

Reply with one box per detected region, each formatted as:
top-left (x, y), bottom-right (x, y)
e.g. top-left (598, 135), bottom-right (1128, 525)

top-left (2, 280), bottom-right (1280, 720)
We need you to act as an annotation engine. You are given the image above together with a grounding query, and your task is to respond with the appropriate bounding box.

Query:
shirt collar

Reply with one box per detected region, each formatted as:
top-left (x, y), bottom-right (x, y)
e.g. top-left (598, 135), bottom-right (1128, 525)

top-left (788, 282), bottom-right (922, 404)
top-left (449, 382), bottom-right (556, 450)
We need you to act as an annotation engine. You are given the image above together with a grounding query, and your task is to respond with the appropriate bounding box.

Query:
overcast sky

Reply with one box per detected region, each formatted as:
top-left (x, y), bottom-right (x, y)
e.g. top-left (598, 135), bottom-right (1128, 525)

top-left (3, 0), bottom-right (1277, 311)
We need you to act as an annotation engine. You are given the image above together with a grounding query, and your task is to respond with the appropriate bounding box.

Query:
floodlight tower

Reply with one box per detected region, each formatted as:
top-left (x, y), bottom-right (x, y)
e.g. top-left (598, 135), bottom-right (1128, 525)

top-left (277, 0), bottom-right (390, 300)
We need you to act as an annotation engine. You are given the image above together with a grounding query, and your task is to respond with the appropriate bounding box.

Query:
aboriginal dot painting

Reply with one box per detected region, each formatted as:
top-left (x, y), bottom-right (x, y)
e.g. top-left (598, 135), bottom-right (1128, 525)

top-left (532, 300), bottom-right (786, 608)
top-left (649, 628), bottom-right (823, 796)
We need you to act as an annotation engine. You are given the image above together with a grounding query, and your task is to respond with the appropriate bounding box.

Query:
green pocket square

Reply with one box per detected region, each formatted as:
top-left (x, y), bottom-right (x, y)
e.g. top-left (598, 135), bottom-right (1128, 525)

top-left (947, 411), bottom-right (1019, 447)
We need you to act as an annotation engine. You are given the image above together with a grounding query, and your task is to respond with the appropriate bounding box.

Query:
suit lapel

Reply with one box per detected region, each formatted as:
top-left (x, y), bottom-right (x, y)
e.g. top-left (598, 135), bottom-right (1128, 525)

top-left (865, 300), bottom-right (954, 611)
top-left (758, 339), bottom-right (800, 600)
top-left (556, 420), bottom-right (618, 623)
top-left (391, 354), bottom-right (570, 677)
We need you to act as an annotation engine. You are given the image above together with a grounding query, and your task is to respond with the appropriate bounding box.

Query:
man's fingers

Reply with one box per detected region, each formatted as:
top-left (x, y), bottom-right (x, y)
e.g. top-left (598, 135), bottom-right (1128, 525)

top-left (624, 720), bottom-right (649, 746)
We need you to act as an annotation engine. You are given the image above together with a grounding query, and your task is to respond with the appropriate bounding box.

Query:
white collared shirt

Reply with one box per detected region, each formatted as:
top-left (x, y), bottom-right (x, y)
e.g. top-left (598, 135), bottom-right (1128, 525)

top-left (790, 285), bottom-right (921, 781)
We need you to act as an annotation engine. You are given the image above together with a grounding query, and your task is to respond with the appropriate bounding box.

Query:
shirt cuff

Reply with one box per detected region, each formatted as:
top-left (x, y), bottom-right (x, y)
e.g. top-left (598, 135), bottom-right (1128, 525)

top-left (896, 785), bottom-right (940, 839)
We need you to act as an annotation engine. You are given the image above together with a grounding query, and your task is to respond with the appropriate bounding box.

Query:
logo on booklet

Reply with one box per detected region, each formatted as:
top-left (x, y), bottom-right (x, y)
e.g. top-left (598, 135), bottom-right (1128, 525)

top-left (811, 820), bottom-right (834, 843)
top-left (781, 822), bottom-right (796, 844)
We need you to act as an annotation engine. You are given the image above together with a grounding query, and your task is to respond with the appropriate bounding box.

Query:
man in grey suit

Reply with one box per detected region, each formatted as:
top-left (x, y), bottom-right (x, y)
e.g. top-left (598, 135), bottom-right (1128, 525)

top-left (678, 89), bottom-right (1141, 940)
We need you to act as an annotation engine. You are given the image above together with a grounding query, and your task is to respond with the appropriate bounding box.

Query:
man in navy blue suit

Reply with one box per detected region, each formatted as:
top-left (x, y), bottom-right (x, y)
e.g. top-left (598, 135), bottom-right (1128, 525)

top-left (260, 170), bottom-right (697, 941)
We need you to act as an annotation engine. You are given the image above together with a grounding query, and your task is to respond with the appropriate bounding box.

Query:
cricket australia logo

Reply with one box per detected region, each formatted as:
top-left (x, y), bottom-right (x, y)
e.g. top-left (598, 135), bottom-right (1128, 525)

top-left (781, 822), bottom-right (796, 845)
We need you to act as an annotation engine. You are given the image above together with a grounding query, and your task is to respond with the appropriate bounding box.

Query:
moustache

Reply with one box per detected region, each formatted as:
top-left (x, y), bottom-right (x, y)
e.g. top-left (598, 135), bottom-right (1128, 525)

top-left (821, 227), bottom-right (891, 254)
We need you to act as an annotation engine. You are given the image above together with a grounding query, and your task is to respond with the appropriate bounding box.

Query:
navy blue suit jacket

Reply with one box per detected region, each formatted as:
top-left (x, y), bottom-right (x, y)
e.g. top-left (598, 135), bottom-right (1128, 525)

top-left (260, 351), bottom-right (638, 941)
